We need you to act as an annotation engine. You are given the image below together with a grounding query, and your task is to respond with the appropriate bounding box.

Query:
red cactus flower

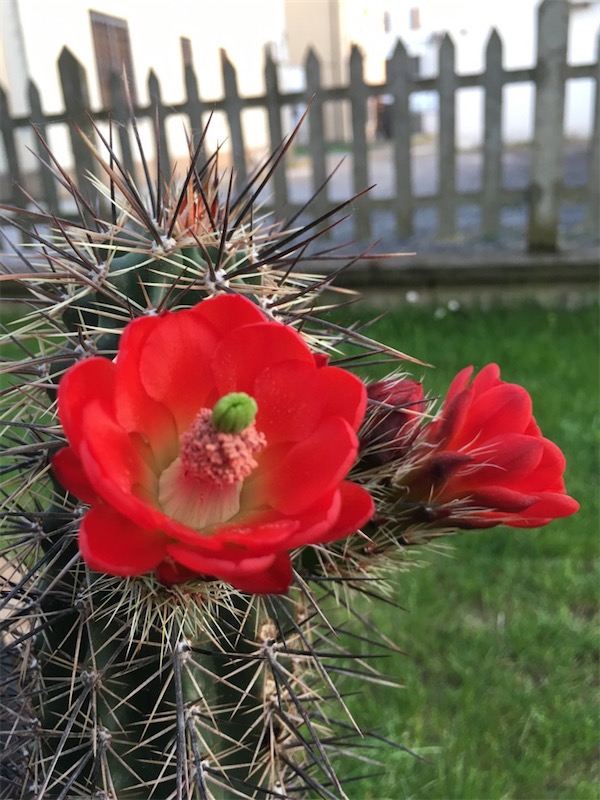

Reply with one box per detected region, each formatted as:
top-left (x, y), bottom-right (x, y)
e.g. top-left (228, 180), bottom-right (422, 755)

top-left (361, 377), bottom-right (426, 467)
top-left (401, 363), bottom-right (579, 528)
top-left (52, 294), bottom-right (373, 594)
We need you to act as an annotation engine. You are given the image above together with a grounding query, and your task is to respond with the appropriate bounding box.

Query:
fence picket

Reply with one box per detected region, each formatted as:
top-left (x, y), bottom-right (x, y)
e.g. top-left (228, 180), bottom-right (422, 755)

top-left (108, 72), bottom-right (136, 179)
top-left (183, 62), bottom-right (207, 158)
top-left (438, 34), bottom-right (457, 239)
top-left (482, 29), bottom-right (503, 239)
top-left (387, 40), bottom-right (413, 238)
top-left (349, 45), bottom-right (370, 239)
top-left (264, 48), bottom-right (288, 209)
top-left (221, 49), bottom-right (247, 186)
top-left (57, 47), bottom-right (99, 198)
top-left (587, 33), bottom-right (600, 235)
top-left (148, 69), bottom-right (172, 180)
top-left (0, 86), bottom-right (23, 206)
top-left (304, 49), bottom-right (329, 228)
top-left (27, 80), bottom-right (59, 214)
top-left (528, 0), bottom-right (568, 252)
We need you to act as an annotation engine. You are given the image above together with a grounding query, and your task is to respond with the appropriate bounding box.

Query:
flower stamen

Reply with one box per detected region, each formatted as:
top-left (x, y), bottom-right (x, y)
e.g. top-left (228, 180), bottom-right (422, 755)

top-left (180, 408), bottom-right (266, 486)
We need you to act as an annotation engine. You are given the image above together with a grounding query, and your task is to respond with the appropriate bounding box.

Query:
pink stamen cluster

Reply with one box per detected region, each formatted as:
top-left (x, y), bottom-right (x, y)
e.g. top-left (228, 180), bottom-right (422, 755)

top-left (180, 408), bottom-right (266, 486)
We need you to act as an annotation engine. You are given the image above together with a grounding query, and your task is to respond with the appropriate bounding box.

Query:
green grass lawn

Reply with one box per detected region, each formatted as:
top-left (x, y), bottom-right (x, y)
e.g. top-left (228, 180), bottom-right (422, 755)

top-left (329, 302), bottom-right (599, 799)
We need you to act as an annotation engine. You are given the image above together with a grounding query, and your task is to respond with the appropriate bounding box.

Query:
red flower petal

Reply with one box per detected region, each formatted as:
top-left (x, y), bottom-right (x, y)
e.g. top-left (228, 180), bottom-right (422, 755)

top-left (137, 309), bottom-right (218, 431)
top-left (444, 365), bottom-right (474, 406)
top-left (189, 293), bottom-right (267, 337)
top-left (468, 486), bottom-right (539, 513)
top-left (153, 558), bottom-right (199, 585)
top-left (253, 361), bottom-right (322, 444)
top-left (231, 491), bottom-right (343, 553)
top-left (456, 383), bottom-right (533, 445)
top-left (470, 362), bottom-right (501, 393)
top-left (113, 315), bottom-right (180, 461)
top-left (311, 481), bottom-right (374, 544)
top-left (430, 387), bottom-right (474, 446)
top-left (284, 481), bottom-right (373, 549)
top-left (317, 366), bottom-right (367, 431)
top-left (285, 489), bottom-right (343, 548)
top-left (504, 438), bottom-right (567, 493)
top-left (227, 553), bottom-right (293, 595)
top-left (266, 416), bottom-right (359, 515)
top-left (57, 357), bottom-right (115, 448)
top-left (451, 434), bottom-right (544, 488)
top-left (212, 322), bottom-right (314, 396)
top-left (164, 542), bottom-right (286, 593)
top-left (218, 518), bottom-right (301, 552)
top-left (80, 505), bottom-right (167, 575)
top-left (52, 447), bottom-right (99, 504)
top-left (164, 513), bottom-right (299, 553)
top-left (509, 492), bottom-right (580, 527)
top-left (78, 401), bottom-right (163, 531)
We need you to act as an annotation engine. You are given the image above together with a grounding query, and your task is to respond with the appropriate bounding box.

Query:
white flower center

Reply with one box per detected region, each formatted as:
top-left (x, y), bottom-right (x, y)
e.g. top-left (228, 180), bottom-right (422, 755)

top-left (158, 408), bottom-right (266, 531)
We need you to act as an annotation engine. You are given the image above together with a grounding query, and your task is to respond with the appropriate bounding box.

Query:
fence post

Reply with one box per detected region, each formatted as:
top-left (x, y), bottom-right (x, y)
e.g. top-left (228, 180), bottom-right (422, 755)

top-left (482, 29), bottom-right (503, 239)
top-left (305, 49), bottom-right (329, 229)
top-left (148, 69), bottom-right (172, 180)
top-left (264, 48), bottom-right (288, 209)
top-left (387, 39), bottom-right (413, 238)
top-left (221, 49), bottom-right (247, 186)
top-left (438, 34), bottom-right (457, 239)
top-left (349, 45), bottom-right (370, 240)
top-left (527, 0), bottom-right (568, 252)
top-left (57, 47), bottom-right (100, 196)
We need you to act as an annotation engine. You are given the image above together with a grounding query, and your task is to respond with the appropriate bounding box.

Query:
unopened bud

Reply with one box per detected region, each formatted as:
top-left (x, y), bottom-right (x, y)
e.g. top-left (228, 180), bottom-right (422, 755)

top-left (360, 377), bottom-right (425, 467)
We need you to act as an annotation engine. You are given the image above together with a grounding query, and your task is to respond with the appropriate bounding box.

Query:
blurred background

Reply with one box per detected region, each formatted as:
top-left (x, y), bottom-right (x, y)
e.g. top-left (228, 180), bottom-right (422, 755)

top-left (1, 1), bottom-right (598, 798)
top-left (1, 0), bottom-right (598, 267)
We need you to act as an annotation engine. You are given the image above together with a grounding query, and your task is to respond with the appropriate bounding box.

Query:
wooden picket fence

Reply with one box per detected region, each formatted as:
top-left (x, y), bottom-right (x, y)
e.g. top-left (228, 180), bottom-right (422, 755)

top-left (0, 0), bottom-right (598, 254)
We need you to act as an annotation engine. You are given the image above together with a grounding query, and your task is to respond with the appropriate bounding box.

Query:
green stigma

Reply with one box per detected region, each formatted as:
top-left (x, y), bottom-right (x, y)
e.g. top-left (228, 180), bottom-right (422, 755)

top-left (211, 392), bottom-right (258, 434)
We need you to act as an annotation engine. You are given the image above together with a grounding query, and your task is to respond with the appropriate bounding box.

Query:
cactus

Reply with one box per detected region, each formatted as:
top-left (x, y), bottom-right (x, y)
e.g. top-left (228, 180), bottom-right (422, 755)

top-left (0, 115), bottom-right (578, 800)
top-left (0, 117), bottom-right (406, 800)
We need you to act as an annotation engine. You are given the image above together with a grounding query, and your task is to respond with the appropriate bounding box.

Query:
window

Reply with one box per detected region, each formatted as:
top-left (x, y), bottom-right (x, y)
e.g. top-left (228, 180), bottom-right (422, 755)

top-left (409, 55), bottom-right (420, 79)
top-left (90, 11), bottom-right (137, 107)
top-left (409, 7), bottom-right (420, 30)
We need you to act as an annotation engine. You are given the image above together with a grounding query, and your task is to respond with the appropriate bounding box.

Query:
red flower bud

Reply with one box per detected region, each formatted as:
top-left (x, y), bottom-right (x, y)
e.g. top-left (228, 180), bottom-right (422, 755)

top-left (400, 364), bottom-right (579, 529)
top-left (361, 377), bottom-right (426, 467)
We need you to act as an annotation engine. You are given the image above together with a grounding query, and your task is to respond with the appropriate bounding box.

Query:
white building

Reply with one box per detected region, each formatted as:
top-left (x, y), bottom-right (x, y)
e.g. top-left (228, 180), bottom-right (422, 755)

top-left (380, 0), bottom-right (599, 146)
top-left (0, 0), bottom-right (288, 173)
top-left (1, 0), bottom-right (598, 177)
